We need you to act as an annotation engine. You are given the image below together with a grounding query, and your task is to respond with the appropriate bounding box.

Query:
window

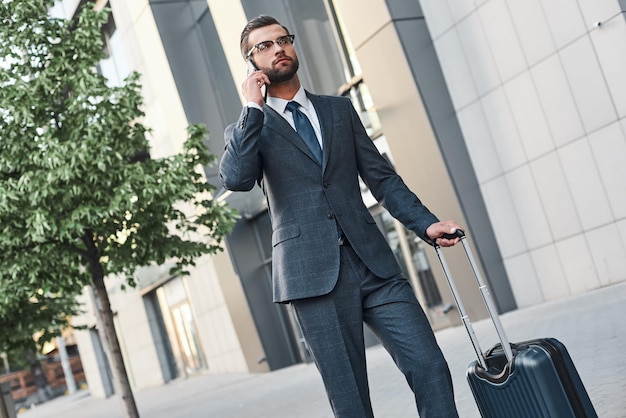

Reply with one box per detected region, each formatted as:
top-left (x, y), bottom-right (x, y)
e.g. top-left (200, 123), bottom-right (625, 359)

top-left (94, 3), bottom-right (129, 86)
top-left (155, 277), bottom-right (206, 375)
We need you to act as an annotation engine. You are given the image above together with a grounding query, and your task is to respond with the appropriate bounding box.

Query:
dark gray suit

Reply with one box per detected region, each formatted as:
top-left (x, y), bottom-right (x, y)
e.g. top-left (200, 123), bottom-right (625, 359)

top-left (219, 92), bottom-right (458, 417)
top-left (220, 92), bottom-right (437, 300)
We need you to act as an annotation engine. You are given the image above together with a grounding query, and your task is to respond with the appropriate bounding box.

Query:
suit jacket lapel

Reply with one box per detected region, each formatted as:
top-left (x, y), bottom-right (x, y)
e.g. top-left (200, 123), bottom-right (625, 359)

top-left (263, 104), bottom-right (321, 165)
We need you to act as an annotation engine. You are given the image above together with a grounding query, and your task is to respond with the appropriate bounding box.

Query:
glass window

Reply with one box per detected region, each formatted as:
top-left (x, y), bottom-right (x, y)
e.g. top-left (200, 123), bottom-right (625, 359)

top-left (95, 3), bottom-right (130, 86)
top-left (156, 278), bottom-right (206, 375)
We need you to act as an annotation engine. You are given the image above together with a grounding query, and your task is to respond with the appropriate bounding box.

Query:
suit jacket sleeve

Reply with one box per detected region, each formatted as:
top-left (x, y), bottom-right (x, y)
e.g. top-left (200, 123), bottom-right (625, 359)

top-left (348, 102), bottom-right (439, 242)
top-left (219, 106), bottom-right (264, 191)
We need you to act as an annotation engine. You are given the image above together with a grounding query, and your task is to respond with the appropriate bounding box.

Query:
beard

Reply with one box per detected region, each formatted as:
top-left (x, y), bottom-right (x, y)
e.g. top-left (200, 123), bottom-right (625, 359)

top-left (265, 55), bottom-right (299, 83)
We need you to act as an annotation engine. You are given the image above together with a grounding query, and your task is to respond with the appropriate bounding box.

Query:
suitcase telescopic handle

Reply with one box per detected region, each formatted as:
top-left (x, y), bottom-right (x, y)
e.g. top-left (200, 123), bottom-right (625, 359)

top-left (434, 230), bottom-right (514, 369)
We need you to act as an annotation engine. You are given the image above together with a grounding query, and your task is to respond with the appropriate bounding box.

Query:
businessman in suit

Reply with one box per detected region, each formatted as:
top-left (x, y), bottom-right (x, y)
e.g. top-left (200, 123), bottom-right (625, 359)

top-left (219, 15), bottom-right (461, 417)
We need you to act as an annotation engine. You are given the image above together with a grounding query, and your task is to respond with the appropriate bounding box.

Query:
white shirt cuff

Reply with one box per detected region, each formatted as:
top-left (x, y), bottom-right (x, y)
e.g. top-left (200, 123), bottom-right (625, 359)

top-left (246, 102), bottom-right (262, 111)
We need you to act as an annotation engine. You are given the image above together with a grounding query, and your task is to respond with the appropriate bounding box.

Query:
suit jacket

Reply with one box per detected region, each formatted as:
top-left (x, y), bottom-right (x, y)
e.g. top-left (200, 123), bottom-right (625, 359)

top-left (219, 92), bottom-right (439, 303)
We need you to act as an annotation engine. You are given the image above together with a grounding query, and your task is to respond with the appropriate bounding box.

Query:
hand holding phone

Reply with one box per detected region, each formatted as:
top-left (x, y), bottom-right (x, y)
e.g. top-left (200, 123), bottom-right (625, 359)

top-left (245, 60), bottom-right (268, 104)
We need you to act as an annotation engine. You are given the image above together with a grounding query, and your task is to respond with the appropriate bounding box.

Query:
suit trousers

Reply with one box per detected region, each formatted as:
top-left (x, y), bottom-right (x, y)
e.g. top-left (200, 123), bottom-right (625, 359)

top-left (291, 243), bottom-right (459, 418)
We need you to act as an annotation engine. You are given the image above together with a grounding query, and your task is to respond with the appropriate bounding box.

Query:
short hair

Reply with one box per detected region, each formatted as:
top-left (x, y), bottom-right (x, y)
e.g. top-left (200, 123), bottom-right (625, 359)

top-left (240, 15), bottom-right (291, 59)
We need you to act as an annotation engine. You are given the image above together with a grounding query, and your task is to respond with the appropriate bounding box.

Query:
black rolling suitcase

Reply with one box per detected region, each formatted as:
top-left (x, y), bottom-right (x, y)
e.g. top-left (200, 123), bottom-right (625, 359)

top-left (434, 231), bottom-right (597, 418)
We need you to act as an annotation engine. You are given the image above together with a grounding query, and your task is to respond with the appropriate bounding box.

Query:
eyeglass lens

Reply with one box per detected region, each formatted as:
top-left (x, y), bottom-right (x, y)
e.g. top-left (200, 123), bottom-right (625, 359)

top-left (254, 35), bottom-right (294, 55)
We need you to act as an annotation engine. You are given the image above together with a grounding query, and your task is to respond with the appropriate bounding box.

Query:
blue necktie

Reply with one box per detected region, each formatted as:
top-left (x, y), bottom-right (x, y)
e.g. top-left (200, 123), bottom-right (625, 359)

top-left (286, 101), bottom-right (322, 164)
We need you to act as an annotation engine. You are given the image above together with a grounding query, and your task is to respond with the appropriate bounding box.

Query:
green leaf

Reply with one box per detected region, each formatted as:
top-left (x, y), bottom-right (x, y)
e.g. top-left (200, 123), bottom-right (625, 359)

top-left (0, 1), bottom-right (235, 354)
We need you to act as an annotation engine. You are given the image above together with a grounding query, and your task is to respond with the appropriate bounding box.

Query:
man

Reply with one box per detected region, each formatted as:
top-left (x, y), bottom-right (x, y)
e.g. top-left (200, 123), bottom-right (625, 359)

top-left (219, 15), bottom-right (462, 417)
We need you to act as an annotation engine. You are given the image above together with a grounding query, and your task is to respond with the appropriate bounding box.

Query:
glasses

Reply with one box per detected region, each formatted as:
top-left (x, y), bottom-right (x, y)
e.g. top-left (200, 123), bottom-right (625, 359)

top-left (246, 35), bottom-right (295, 59)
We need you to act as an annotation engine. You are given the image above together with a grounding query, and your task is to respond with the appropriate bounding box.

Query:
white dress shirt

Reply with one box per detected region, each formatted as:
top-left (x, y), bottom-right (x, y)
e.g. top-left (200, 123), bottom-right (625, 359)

top-left (247, 86), bottom-right (323, 150)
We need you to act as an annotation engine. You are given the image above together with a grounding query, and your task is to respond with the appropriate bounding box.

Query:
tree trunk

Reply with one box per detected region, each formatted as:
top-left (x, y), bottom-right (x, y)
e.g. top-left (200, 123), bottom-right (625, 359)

top-left (83, 230), bottom-right (139, 418)
top-left (91, 271), bottom-right (140, 418)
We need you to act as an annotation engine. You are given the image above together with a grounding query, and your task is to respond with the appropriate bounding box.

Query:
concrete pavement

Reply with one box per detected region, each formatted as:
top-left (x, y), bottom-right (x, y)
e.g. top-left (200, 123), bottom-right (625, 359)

top-left (19, 281), bottom-right (626, 417)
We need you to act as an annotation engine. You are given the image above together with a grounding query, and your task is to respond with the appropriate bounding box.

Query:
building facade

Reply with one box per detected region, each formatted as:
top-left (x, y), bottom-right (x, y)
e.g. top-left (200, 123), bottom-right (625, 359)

top-left (53, 0), bottom-right (626, 397)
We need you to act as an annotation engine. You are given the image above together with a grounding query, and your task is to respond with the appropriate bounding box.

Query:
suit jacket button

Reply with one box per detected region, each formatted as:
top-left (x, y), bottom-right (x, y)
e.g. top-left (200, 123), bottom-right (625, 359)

top-left (323, 182), bottom-right (329, 188)
top-left (327, 213), bottom-right (334, 219)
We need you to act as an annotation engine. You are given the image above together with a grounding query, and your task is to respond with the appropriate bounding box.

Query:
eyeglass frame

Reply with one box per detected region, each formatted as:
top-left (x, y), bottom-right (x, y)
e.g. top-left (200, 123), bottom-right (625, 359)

top-left (245, 34), bottom-right (295, 59)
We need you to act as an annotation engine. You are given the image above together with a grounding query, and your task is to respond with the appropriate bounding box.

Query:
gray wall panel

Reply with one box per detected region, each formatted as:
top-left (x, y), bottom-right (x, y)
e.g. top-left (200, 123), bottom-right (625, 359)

top-left (388, 6), bottom-right (516, 312)
top-left (149, 0), bottom-right (242, 184)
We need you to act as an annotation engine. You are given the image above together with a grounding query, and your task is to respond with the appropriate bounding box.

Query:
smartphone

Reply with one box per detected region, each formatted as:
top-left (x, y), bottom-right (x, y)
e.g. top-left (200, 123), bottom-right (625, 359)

top-left (247, 59), bottom-right (258, 74)
top-left (247, 60), bottom-right (267, 101)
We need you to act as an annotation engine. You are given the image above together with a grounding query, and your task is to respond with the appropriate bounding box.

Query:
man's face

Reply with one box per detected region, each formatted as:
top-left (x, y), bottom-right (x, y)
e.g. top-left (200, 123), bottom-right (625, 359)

top-left (247, 24), bottom-right (299, 83)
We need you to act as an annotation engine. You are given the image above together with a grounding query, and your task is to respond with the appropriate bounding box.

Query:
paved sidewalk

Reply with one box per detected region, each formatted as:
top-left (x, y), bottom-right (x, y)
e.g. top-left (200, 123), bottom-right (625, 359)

top-left (19, 282), bottom-right (626, 417)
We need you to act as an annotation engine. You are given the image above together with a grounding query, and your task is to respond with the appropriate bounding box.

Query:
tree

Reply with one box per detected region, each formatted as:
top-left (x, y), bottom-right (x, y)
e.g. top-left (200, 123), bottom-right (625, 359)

top-left (0, 1), bottom-right (236, 416)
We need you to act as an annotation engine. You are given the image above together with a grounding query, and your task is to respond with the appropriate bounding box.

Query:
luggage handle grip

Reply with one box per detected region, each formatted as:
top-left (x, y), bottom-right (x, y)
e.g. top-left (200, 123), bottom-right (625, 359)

top-left (434, 231), bottom-right (514, 368)
top-left (438, 229), bottom-right (466, 241)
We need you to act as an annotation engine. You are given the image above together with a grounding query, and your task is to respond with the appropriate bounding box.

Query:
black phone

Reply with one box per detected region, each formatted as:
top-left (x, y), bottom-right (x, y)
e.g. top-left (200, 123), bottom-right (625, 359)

top-left (247, 60), bottom-right (267, 101)
top-left (247, 59), bottom-right (258, 74)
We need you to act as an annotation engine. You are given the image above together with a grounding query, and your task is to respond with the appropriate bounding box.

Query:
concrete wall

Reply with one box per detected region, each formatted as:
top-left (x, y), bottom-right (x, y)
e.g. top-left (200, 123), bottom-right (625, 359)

top-left (420, 0), bottom-right (626, 307)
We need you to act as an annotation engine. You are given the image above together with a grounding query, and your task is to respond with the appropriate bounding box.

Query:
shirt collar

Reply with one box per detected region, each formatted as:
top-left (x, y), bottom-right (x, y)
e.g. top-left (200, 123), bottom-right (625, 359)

top-left (267, 86), bottom-right (309, 114)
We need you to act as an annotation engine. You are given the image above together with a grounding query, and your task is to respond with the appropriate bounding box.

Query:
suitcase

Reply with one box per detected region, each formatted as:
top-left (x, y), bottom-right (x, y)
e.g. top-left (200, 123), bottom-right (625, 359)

top-left (433, 231), bottom-right (597, 418)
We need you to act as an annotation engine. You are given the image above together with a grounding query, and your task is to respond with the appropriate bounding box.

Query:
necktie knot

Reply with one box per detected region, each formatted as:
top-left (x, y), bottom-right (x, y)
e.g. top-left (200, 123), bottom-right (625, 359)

top-left (286, 101), bottom-right (300, 113)
top-left (286, 101), bottom-right (322, 164)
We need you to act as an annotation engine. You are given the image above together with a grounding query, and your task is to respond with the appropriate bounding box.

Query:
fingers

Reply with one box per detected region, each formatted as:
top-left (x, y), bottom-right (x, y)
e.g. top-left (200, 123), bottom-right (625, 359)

top-left (441, 221), bottom-right (461, 234)
top-left (247, 70), bottom-right (269, 86)
top-left (435, 236), bottom-right (459, 247)
top-left (243, 70), bottom-right (270, 104)
top-left (427, 220), bottom-right (464, 247)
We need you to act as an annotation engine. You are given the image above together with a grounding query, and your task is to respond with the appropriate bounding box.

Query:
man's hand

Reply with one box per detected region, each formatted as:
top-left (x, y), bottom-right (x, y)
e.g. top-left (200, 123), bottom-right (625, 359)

top-left (426, 221), bottom-right (464, 247)
top-left (243, 69), bottom-right (270, 106)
